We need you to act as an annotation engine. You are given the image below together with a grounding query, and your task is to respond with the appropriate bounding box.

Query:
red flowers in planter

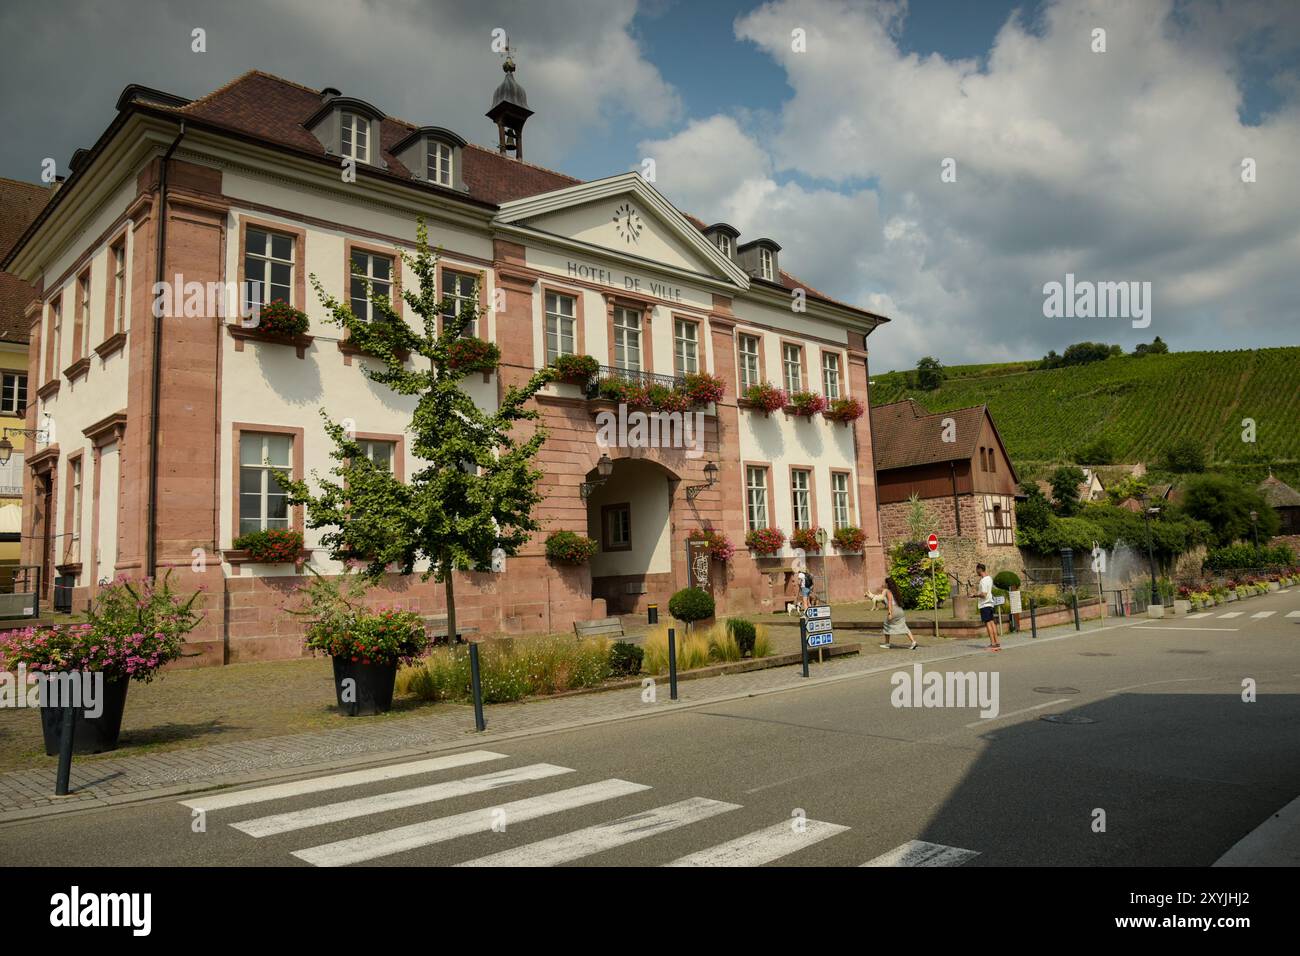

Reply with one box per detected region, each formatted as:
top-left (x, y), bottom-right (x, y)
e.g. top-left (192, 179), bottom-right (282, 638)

top-left (785, 391), bottom-right (828, 417)
top-left (833, 526), bottom-right (866, 552)
top-left (232, 528), bottom-right (304, 563)
top-left (790, 526), bottom-right (822, 553)
top-left (545, 530), bottom-right (598, 565)
top-left (446, 336), bottom-right (501, 374)
top-left (688, 528), bottom-right (735, 562)
top-left (683, 372), bottom-right (725, 407)
top-left (745, 527), bottom-right (786, 556)
top-left (255, 299), bottom-right (310, 337)
top-left (743, 382), bottom-right (787, 413)
top-left (823, 397), bottom-right (865, 423)
top-left (552, 353), bottom-right (599, 384)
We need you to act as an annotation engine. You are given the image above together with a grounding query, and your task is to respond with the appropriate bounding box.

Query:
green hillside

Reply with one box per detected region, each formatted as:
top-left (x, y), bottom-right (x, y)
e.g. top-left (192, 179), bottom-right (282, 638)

top-left (870, 347), bottom-right (1300, 485)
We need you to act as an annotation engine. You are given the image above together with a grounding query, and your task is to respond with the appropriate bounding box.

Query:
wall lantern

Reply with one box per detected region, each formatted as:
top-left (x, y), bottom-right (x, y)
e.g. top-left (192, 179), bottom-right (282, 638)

top-left (685, 461), bottom-right (719, 501)
top-left (580, 454), bottom-right (615, 500)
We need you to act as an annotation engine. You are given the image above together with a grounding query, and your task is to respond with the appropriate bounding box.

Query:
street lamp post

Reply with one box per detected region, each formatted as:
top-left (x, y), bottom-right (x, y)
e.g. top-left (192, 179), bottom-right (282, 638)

top-left (1142, 497), bottom-right (1161, 607)
top-left (1249, 509), bottom-right (1259, 549)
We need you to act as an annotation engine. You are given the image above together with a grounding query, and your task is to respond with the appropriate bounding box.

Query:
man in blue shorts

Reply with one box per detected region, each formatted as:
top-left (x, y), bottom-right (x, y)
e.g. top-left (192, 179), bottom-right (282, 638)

top-left (974, 563), bottom-right (1000, 651)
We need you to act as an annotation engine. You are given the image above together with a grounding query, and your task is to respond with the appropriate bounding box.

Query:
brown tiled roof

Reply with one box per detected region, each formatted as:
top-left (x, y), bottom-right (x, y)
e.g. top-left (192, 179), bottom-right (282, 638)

top-left (1259, 474), bottom-right (1300, 508)
top-left (0, 177), bottom-right (54, 344)
top-left (869, 398), bottom-right (988, 471)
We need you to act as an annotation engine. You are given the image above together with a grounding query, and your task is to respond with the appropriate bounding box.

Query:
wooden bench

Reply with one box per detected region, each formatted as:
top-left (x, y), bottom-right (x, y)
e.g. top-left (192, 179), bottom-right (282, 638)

top-left (574, 616), bottom-right (625, 641)
top-left (422, 614), bottom-right (480, 645)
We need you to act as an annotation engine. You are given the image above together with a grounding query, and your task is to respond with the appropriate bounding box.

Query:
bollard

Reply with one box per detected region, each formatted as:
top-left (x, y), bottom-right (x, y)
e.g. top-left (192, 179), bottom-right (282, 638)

top-left (1029, 596), bottom-right (1038, 640)
top-left (54, 700), bottom-right (77, 796)
top-left (667, 627), bottom-right (678, 700)
top-left (800, 616), bottom-right (809, 678)
top-left (1073, 591), bottom-right (1082, 631)
top-left (469, 642), bottom-right (486, 732)
top-left (647, 603), bottom-right (658, 625)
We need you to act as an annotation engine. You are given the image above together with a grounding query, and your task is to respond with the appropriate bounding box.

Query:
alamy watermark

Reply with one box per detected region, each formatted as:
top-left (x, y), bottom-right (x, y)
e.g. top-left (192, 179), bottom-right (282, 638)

top-left (1042, 273), bottom-right (1151, 329)
top-left (151, 274), bottom-right (263, 324)
top-left (0, 665), bottom-right (104, 718)
top-left (594, 403), bottom-right (705, 459)
top-left (890, 663), bottom-right (1000, 718)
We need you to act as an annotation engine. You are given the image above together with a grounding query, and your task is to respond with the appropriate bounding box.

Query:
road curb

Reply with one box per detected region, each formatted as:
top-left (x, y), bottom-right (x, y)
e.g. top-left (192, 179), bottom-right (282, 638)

top-left (1213, 792), bottom-right (1300, 866)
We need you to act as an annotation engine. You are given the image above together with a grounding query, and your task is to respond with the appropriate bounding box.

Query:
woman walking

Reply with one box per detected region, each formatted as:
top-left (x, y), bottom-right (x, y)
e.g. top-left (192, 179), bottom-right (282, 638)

top-left (879, 579), bottom-right (918, 651)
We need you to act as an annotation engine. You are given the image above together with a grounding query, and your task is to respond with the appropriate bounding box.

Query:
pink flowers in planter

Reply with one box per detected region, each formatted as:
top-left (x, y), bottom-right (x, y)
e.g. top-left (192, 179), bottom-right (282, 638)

top-left (833, 526), bottom-right (866, 552)
top-left (823, 397), bottom-right (865, 423)
top-left (742, 382), bottom-right (787, 413)
top-left (784, 391), bottom-right (828, 417)
top-left (745, 527), bottom-right (786, 556)
top-left (688, 528), bottom-right (735, 562)
top-left (790, 526), bottom-right (822, 553)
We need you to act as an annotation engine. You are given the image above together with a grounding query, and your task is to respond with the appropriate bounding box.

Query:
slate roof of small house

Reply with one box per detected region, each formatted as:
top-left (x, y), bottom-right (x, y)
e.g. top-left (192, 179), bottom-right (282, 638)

top-left (0, 176), bottom-right (54, 344)
top-left (6, 70), bottom-right (882, 324)
top-left (1259, 474), bottom-right (1300, 508)
top-left (870, 398), bottom-right (1018, 483)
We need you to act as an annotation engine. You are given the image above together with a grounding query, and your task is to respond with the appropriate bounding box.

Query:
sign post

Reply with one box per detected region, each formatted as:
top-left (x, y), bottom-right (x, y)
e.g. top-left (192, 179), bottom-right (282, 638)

top-left (927, 534), bottom-right (939, 639)
top-left (804, 604), bottom-right (833, 671)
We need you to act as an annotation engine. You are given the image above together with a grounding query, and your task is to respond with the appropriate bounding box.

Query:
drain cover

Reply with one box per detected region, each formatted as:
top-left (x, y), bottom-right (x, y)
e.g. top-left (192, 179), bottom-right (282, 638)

top-left (1033, 686), bottom-right (1080, 694)
top-left (1078, 652), bottom-right (1114, 657)
top-left (1040, 714), bottom-right (1097, 724)
top-left (1167, 649), bottom-right (1210, 654)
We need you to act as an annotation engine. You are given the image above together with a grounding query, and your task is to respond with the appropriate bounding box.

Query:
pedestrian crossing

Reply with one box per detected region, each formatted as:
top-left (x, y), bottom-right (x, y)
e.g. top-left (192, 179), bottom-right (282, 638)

top-left (182, 750), bottom-right (978, 868)
top-left (1177, 608), bottom-right (1296, 622)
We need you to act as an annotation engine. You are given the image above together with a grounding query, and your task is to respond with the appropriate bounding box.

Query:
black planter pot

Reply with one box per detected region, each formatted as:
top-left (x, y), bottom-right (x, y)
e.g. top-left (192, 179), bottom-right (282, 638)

top-left (40, 676), bottom-right (131, 755)
top-left (332, 657), bottom-right (398, 716)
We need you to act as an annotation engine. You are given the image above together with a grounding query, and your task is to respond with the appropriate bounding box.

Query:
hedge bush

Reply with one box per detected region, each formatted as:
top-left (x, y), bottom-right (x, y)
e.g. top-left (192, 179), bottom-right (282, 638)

top-left (668, 587), bottom-right (715, 628)
top-left (545, 530), bottom-right (598, 564)
top-left (608, 640), bottom-right (644, 677)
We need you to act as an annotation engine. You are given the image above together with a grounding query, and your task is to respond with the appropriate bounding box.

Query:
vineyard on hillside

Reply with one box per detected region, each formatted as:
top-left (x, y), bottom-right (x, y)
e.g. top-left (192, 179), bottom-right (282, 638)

top-left (869, 348), bottom-right (1300, 484)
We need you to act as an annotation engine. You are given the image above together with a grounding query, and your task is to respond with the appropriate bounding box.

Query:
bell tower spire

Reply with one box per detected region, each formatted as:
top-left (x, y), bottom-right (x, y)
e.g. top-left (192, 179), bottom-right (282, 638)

top-left (486, 46), bottom-right (533, 160)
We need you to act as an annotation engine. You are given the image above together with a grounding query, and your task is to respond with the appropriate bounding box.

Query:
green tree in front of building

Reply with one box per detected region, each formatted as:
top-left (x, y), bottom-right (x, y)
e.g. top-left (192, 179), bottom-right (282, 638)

top-left (279, 222), bottom-right (554, 645)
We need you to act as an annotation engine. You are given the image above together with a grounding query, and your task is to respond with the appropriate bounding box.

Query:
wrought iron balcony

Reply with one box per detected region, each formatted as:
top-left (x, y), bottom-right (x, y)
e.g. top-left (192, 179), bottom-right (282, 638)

top-left (593, 364), bottom-right (686, 391)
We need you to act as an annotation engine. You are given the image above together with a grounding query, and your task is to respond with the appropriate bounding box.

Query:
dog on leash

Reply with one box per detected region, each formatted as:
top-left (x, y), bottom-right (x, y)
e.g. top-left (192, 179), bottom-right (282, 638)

top-left (865, 588), bottom-right (887, 611)
top-left (785, 600), bottom-right (802, 615)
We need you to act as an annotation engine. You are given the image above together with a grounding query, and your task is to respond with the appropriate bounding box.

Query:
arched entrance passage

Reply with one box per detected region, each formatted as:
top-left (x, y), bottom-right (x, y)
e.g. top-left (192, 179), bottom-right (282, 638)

top-left (584, 457), bottom-right (680, 616)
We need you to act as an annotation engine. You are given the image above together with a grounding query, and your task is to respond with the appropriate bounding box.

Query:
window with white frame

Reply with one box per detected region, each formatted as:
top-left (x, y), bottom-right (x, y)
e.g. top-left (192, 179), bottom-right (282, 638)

top-left (737, 334), bottom-right (761, 392)
top-left (613, 306), bottom-right (642, 373)
top-left (428, 141), bottom-right (453, 186)
top-left (69, 458), bottom-right (83, 560)
top-left (832, 472), bottom-right (851, 529)
top-left (717, 234), bottom-right (731, 257)
top-left (1, 372), bottom-right (27, 416)
top-left (791, 469), bottom-right (812, 529)
top-left (745, 466), bottom-right (769, 532)
top-left (244, 228), bottom-right (294, 312)
top-left (49, 299), bottom-right (62, 378)
top-left (239, 433), bottom-right (292, 536)
top-left (759, 247), bottom-right (775, 280)
top-left (674, 318), bottom-right (699, 375)
top-left (822, 352), bottom-right (841, 400)
top-left (442, 270), bottom-right (479, 337)
top-left (111, 241), bottom-right (126, 334)
top-left (349, 250), bottom-right (393, 323)
top-left (341, 112), bottom-right (370, 163)
top-left (75, 272), bottom-right (90, 360)
top-left (356, 439), bottom-right (395, 472)
top-left (544, 291), bottom-right (576, 363)
top-left (783, 343), bottom-right (803, 393)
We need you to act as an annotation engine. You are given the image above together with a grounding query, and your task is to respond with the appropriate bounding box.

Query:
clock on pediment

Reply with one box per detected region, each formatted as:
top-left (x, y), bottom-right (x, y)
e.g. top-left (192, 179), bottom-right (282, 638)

top-left (613, 202), bottom-right (643, 244)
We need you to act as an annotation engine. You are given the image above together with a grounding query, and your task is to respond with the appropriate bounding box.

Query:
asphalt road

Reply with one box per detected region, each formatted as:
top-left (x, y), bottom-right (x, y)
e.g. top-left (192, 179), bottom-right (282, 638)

top-left (3, 588), bottom-right (1298, 867)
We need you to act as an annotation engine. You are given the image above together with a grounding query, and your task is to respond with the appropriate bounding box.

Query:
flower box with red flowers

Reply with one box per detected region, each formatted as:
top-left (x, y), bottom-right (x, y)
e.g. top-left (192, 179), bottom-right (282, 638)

top-left (741, 382), bottom-right (787, 414)
top-left (253, 299), bottom-right (310, 337)
top-left (784, 391), bottom-right (828, 417)
top-left (824, 397), bottom-right (865, 424)
top-left (833, 526), bottom-right (866, 552)
top-left (552, 353), bottom-right (600, 385)
top-left (745, 527), bottom-right (786, 556)
top-left (545, 530), bottom-right (599, 565)
top-left (790, 526), bottom-right (822, 553)
top-left (683, 372), bottom-right (725, 408)
top-left (446, 336), bottom-right (501, 374)
top-left (688, 528), bottom-right (735, 562)
top-left (227, 529), bottom-right (307, 565)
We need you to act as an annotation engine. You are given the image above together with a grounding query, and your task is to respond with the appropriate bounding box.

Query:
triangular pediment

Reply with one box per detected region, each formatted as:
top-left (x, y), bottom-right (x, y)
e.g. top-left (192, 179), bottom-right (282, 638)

top-left (493, 173), bottom-right (750, 288)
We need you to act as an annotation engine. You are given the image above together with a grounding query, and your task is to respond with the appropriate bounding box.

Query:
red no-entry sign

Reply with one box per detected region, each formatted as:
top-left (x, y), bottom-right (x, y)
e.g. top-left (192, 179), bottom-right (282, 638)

top-left (927, 534), bottom-right (938, 552)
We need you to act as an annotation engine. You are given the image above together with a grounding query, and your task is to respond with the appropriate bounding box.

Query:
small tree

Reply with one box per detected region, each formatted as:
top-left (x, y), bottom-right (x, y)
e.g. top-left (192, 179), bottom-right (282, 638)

top-left (1161, 436), bottom-right (1206, 474)
top-left (280, 222), bottom-right (554, 646)
top-left (916, 356), bottom-right (944, 390)
top-left (1049, 465), bottom-right (1086, 517)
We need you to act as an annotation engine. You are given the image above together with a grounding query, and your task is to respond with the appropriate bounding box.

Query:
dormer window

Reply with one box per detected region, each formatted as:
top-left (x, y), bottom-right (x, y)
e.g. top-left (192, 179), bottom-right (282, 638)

top-left (428, 141), bottom-right (453, 187)
top-left (341, 112), bottom-right (370, 163)
top-left (717, 234), bottom-right (731, 257)
top-left (759, 247), bottom-right (775, 281)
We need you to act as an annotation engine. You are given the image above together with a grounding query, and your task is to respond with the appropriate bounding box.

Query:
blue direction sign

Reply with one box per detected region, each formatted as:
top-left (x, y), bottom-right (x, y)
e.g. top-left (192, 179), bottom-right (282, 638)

top-left (805, 605), bottom-right (831, 621)
top-left (806, 619), bottom-right (833, 634)
top-left (807, 632), bottom-right (833, 648)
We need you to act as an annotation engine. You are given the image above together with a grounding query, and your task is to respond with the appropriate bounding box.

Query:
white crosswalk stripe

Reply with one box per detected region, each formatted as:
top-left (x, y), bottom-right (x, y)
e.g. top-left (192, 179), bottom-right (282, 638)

top-left (862, 839), bottom-right (980, 867)
top-left (1251, 611), bottom-right (1276, 619)
top-left (665, 819), bottom-right (849, 866)
top-left (292, 779), bottom-right (651, 867)
top-left (458, 797), bottom-right (740, 867)
top-left (232, 763), bottom-right (573, 838)
top-left (1218, 612), bottom-right (1243, 618)
top-left (179, 751), bottom-right (506, 812)
top-left (1288, 610), bottom-right (1300, 618)
top-left (1185, 612), bottom-right (1213, 619)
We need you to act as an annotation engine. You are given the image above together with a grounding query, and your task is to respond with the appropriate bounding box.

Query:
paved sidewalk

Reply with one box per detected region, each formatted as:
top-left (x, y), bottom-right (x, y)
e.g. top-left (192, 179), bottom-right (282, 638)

top-left (0, 619), bottom-right (1118, 822)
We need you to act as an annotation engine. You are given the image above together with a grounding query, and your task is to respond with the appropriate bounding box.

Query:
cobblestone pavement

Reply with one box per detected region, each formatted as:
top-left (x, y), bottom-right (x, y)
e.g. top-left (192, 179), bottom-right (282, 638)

top-left (0, 618), bottom-right (1119, 821)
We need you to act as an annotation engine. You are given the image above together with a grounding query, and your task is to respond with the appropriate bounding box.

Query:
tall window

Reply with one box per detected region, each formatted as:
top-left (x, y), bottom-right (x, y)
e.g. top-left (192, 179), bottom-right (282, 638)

top-left (759, 247), bottom-right (775, 280)
top-left (603, 503), bottom-right (631, 551)
top-left (832, 473), bottom-right (851, 529)
top-left (74, 271), bottom-right (90, 360)
top-left (239, 433), bottom-right (292, 536)
top-left (745, 466), bottom-right (769, 532)
top-left (442, 271), bottom-right (479, 337)
top-left (783, 343), bottom-right (803, 393)
top-left (111, 241), bottom-right (126, 335)
top-left (674, 318), bottom-right (698, 375)
top-left (349, 250), bottom-right (393, 323)
top-left (428, 141), bottom-right (453, 186)
top-left (737, 334), bottom-right (760, 392)
top-left (717, 234), bottom-right (731, 257)
top-left (244, 228), bottom-right (294, 311)
top-left (791, 469), bottom-right (812, 530)
top-left (341, 112), bottom-right (369, 163)
top-left (69, 458), bottom-right (83, 559)
top-left (47, 299), bottom-right (62, 380)
top-left (612, 307), bottom-right (642, 373)
top-left (356, 439), bottom-right (394, 472)
top-left (1, 373), bottom-right (27, 416)
top-left (544, 291), bottom-right (576, 363)
top-left (822, 352), bottom-right (841, 400)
